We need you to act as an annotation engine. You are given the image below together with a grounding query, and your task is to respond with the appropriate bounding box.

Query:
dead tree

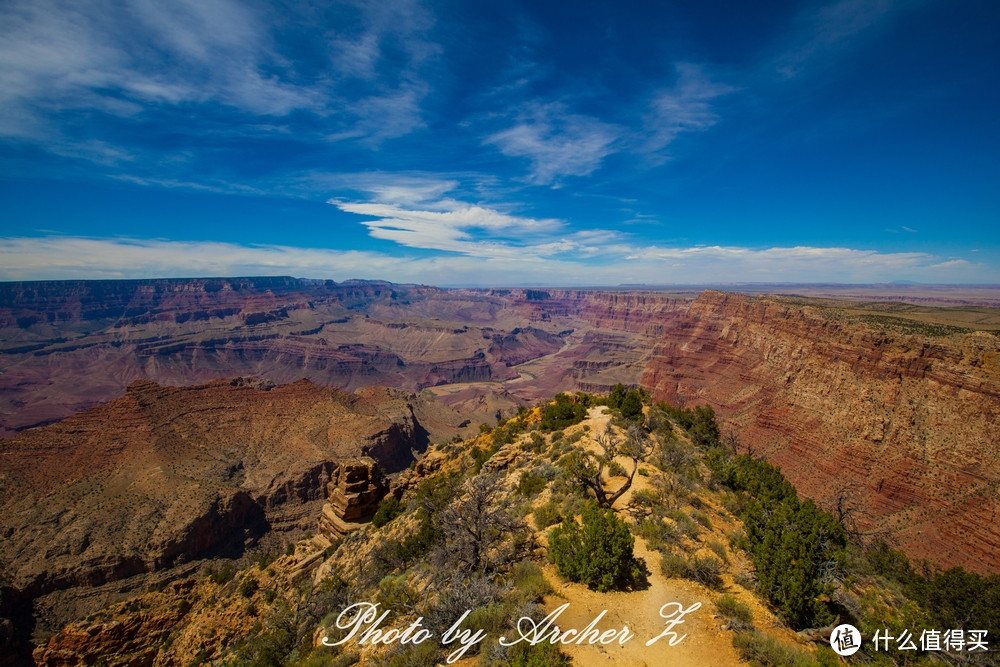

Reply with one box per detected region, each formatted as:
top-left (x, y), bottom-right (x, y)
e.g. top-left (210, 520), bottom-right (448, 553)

top-left (434, 473), bottom-right (525, 574)
top-left (566, 423), bottom-right (653, 509)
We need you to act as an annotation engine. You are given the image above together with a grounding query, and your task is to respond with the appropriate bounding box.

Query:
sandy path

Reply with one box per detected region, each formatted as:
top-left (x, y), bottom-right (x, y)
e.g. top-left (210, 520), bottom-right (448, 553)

top-left (535, 538), bottom-right (745, 666)
top-left (521, 408), bottom-right (746, 666)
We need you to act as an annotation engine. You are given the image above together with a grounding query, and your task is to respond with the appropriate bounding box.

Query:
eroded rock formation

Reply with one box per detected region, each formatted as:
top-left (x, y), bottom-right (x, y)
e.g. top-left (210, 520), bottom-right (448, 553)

top-left (317, 457), bottom-right (390, 538)
top-left (3, 278), bottom-right (999, 580)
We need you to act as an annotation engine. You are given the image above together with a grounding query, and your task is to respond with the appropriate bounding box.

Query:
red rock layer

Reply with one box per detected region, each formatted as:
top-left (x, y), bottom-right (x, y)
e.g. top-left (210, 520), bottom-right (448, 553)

top-left (640, 291), bottom-right (1000, 574)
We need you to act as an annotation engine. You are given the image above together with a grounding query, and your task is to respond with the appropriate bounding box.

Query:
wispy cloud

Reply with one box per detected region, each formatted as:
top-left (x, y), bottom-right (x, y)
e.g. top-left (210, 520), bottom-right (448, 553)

top-left (0, 0), bottom-right (438, 163)
top-left (328, 179), bottom-right (564, 257)
top-left (642, 64), bottom-right (736, 156)
top-left (770, 0), bottom-right (903, 79)
top-left (486, 103), bottom-right (621, 185)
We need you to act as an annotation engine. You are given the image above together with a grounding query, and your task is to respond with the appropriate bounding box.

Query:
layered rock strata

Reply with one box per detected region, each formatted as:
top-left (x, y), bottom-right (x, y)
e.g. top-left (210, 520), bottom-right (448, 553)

top-left (640, 291), bottom-right (1000, 573)
top-left (317, 457), bottom-right (390, 538)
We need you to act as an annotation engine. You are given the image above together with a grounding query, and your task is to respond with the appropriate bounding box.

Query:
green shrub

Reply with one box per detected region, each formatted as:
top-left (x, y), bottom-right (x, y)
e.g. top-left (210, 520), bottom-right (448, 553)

top-left (714, 455), bottom-right (846, 629)
top-left (252, 550), bottom-right (277, 569)
top-left (394, 513), bottom-right (438, 563)
top-left (205, 562), bottom-right (236, 585)
top-left (527, 432), bottom-right (545, 452)
top-left (636, 518), bottom-right (677, 552)
top-left (707, 539), bottom-right (729, 563)
top-left (512, 560), bottom-right (553, 602)
top-left (606, 460), bottom-right (627, 477)
top-left (715, 594), bottom-right (753, 629)
top-left (508, 641), bottom-right (572, 667)
top-left (690, 509), bottom-right (712, 529)
top-left (239, 575), bottom-right (259, 598)
top-left (533, 500), bottom-right (562, 530)
top-left (688, 555), bottom-right (723, 589)
top-left (374, 641), bottom-right (441, 667)
top-left (731, 631), bottom-right (815, 667)
top-left (330, 652), bottom-right (361, 667)
top-left (620, 390), bottom-right (644, 422)
top-left (660, 553), bottom-right (689, 578)
top-left (467, 602), bottom-right (511, 639)
top-left (631, 488), bottom-right (660, 508)
top-left (232, 625), bottom-right (293, 667)
top-left (371, 496), bottom-right (404, 528)
top-left (549, 501), bottom-right (640, 592)
top-left (539, 394), bottom-right (587, 431)
top-left (517, 472), bottom-right (548, 496)
top-left (667, 509), bottom-right (700, 538)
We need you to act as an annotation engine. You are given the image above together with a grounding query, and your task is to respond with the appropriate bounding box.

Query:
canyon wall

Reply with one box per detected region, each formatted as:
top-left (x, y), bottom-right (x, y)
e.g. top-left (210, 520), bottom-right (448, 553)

top-left (640, 291), bottom-right (1000, 573)
top-left (0, 279), bottom-right (565, 436)
top-left (0, 376), bottom-right (467, 643)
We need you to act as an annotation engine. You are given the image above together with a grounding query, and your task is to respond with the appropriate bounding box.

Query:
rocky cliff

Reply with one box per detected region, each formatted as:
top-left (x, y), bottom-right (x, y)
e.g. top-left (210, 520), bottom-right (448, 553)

top-left (0, 376), bottom-right (468, 648)
top-left (640, 291), bottom-right (1000, 573)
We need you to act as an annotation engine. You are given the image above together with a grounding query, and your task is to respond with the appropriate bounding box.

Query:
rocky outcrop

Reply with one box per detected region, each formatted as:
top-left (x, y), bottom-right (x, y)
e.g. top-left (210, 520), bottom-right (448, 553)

top-left (317, 457), bottom-right (389, 538)
top-left (30, 547), bottom-right (323, 667)
top-left (0, 377), bottom-right (468, 648)
top-left (640, 291), bottom-right (1000, 573)
top-left (31, 580), bottom-right (197, 667)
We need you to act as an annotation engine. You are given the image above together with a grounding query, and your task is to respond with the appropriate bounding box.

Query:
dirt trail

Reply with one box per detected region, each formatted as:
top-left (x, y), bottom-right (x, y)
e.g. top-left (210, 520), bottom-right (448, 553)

top-left (525, 408), bottom-right (747, 666)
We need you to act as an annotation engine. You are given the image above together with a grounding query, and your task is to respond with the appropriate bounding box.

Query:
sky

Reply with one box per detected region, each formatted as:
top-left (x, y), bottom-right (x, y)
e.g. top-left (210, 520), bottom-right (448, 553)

top-left (1, 0), bottom-right (998, 286)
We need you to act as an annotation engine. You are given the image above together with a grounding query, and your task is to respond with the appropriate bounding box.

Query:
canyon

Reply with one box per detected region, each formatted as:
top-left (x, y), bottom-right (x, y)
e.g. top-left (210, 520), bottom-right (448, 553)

top-left (2, 277), bottom-right (1000, 661)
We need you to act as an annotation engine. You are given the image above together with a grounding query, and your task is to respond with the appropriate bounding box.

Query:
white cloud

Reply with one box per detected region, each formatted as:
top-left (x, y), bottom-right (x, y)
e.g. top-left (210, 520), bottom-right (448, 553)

top-left (4, 236), bottom-right (992, 286)
top-left (0, 0), bottom-right (438, 162)
top-left (328, 180), bottom-right (564, 257)
top-left (486, 103), bottom-right (621, 184)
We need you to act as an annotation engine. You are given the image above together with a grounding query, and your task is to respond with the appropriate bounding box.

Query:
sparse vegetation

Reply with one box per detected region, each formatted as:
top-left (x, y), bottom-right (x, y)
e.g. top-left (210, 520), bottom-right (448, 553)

top-left (732, 630), bottom-right (817, 667)
top-left (205, 562), bottom-right (236, 585)
top-left (371, 495), bottom-right (403, 528)
top-left (532, 499), bottom-right (562, 530)
top-left (715, 593), bottom-right (754, 629)
top-left (32, 388), bottom-right (993, 667)
top-left (563, 422), bottom-right (653, 508)
top-left (239, 575), bottom-right (259, 598)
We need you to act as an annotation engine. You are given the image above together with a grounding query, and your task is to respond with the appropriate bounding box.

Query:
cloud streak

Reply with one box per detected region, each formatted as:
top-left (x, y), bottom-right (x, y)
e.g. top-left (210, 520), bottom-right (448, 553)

top-left (4, 236), bottom-right (991, 286)
top-left (328, 179), bottom-right (564, 257)
top-left (0, 0), bottom-right (438, 161)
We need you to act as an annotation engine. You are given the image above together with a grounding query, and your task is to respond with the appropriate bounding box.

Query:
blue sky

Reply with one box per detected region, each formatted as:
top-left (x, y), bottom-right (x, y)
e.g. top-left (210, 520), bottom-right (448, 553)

top-left (1, 0), bottom-right (997, 285)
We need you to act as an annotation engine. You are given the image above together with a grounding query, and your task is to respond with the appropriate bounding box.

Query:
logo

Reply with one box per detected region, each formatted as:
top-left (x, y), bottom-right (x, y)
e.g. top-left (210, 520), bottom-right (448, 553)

top-left (830, 624), bottom-right (862, 656)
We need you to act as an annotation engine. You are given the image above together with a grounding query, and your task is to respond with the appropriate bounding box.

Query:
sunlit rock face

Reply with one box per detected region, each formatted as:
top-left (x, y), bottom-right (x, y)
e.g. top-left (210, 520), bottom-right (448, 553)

top-left (641, 291), bottom-right (1000, 574)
